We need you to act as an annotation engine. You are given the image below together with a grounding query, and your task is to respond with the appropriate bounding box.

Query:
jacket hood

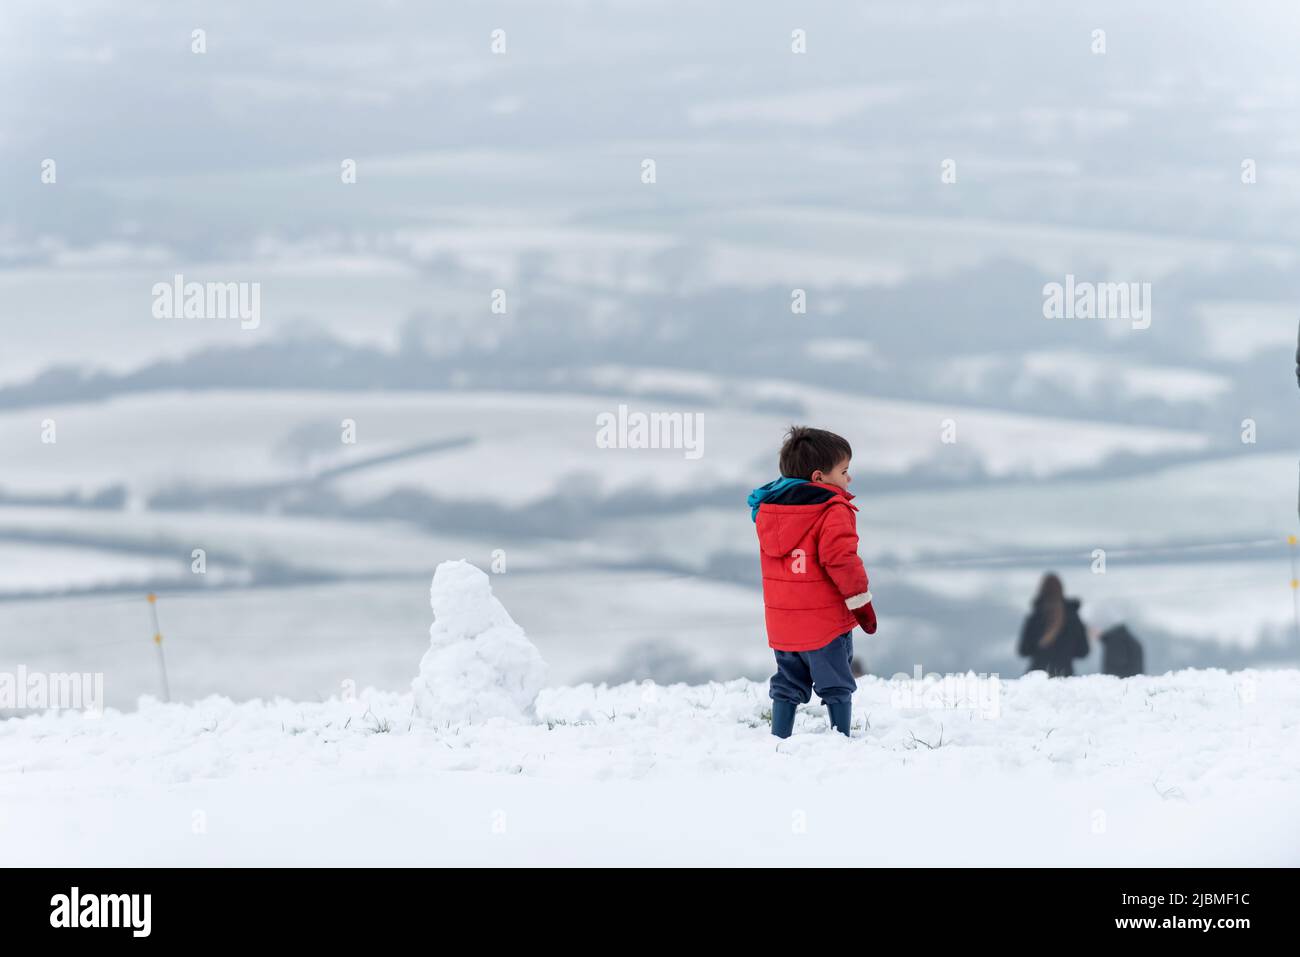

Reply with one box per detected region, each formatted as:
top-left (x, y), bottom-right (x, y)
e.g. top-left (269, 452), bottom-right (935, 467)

top-left (747, 477), bottom-right (808, 521)
top-left (752, 481), bottom-right (855, 557)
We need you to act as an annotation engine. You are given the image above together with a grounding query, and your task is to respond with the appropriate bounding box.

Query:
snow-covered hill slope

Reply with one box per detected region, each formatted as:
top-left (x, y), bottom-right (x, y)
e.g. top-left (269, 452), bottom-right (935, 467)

top-left (0, 386), bottom-right (1208, 505)
top-left (2, 562), bottom-right (1296, 866)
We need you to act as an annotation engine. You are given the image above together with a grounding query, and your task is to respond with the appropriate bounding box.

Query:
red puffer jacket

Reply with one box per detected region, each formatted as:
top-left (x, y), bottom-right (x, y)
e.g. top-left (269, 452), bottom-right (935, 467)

top-left (753, 482), bottom-right (870, 651)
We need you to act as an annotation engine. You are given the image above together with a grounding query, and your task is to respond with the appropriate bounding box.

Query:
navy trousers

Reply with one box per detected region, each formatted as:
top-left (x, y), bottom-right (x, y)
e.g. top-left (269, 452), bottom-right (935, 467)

top-left (769, 631), bottom-right (856, 706)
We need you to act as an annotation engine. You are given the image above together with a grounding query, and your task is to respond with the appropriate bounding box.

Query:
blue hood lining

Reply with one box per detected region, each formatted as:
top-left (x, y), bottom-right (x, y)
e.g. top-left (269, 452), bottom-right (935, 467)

top-left (747, 477), bottom-right (808, 522)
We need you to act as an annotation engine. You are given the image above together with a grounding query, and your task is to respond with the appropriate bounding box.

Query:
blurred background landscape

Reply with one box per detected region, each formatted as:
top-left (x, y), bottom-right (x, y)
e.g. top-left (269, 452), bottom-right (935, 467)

top-left (2, 0), bottom-right (1299, 709)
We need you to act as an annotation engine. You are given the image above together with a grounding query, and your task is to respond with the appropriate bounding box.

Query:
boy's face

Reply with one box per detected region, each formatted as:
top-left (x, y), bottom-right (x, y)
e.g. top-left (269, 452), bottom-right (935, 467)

top-left (812, 456), bottom-right (851, 491)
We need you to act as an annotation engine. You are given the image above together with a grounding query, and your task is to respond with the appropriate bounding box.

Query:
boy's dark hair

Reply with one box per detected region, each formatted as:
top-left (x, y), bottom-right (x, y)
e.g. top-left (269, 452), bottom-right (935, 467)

top-left (779, 426), bottom-right (852, 479)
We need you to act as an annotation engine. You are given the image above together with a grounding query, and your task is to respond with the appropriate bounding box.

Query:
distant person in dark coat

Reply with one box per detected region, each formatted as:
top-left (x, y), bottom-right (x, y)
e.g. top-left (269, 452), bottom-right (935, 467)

top-left (1099, 624), bottom-right (1144, 677)
top-left (1018, 573), bottom-right (1089, 677)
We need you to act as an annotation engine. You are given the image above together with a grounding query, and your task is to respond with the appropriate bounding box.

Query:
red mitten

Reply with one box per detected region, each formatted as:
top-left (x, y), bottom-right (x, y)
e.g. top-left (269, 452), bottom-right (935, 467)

top-left (852, 601), bottom-right (877, 635)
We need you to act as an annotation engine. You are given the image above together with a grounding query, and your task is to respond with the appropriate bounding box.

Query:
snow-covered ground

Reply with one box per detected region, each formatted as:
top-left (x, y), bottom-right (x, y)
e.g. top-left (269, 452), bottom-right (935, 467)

top-left (3, 562), bottom-right (1296, 866)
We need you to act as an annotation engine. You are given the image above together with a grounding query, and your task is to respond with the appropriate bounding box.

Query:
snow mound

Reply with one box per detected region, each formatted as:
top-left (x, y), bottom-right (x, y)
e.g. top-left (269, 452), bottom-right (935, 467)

top-left (411, 560), bottom-right (548, 725)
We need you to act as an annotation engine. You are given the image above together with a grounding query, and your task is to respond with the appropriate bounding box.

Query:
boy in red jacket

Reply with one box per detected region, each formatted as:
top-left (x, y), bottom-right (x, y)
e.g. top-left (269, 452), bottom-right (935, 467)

top-left (747, 426), bottom-right (877, 738)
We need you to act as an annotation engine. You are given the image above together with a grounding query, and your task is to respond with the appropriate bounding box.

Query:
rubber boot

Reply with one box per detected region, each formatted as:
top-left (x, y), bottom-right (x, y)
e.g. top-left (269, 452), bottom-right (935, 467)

top-left (771, 699), bottom-right (797, 739)
top-left (826, 700), bottom-right (851, 737)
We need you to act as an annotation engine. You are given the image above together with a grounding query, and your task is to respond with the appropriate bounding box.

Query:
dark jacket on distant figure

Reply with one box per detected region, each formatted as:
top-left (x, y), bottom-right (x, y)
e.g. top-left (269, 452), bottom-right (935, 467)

top-left (1018, 597), bottom-right (1088, 677)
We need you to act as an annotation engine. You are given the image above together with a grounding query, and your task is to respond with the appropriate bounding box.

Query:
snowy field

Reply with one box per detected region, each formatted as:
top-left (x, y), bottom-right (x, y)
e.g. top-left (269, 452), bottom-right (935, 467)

top-left (3, 562), bottom-right (1296, 866)
top-left (0, 385), bottom-right (1208, 504)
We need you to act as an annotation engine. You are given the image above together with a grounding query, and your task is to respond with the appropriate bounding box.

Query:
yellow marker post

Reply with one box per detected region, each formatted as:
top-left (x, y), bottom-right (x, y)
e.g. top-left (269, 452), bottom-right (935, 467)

top-left (1289, 538), bottom-right (1300, 645)
top-left (146, 593), bottom-right (171, 703)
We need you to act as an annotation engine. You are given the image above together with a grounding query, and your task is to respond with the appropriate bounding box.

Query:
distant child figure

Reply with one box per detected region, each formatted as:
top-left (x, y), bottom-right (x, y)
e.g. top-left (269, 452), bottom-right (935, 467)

top-left (748, 426), bottom-right (877, 738)
top-left (1099, 623), bottom-right (1144, 678)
